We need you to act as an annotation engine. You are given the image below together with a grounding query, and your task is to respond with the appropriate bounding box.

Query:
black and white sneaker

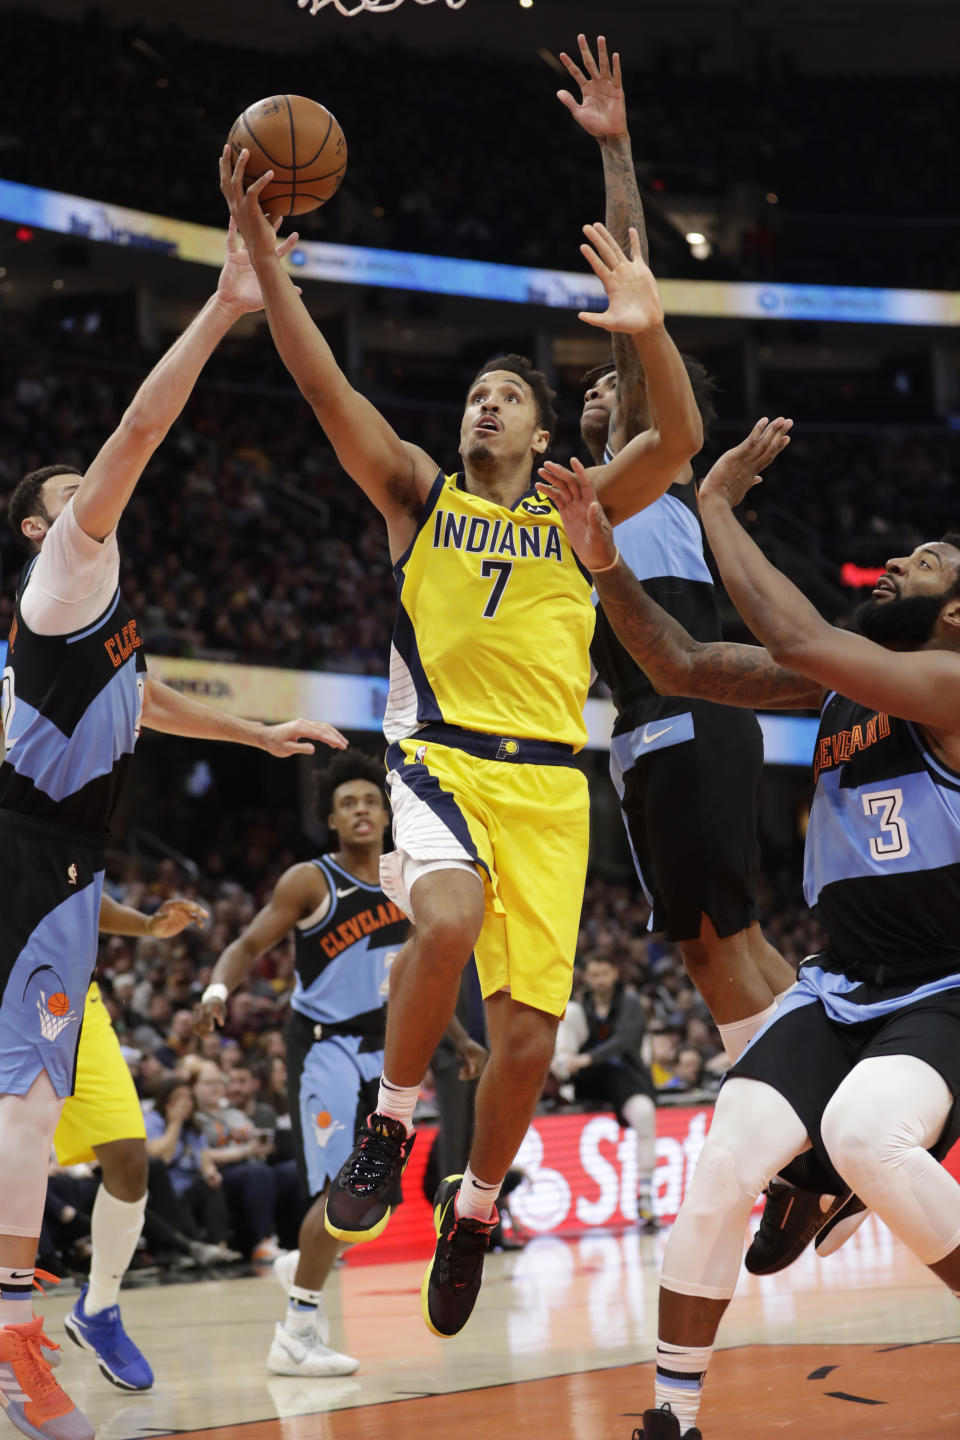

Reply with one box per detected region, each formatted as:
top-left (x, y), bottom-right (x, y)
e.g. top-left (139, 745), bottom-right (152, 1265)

top-left (323, 1112), bottom-right (415, 1243)
top-left (744, 1177), bottom-right (854, 1275)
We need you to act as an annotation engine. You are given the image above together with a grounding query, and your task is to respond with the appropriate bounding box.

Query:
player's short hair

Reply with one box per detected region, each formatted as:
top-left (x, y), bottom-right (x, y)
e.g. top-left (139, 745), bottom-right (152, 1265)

top-left (470, 354), bottom-right (558, 439)
top-left (7, 465), bottom-right (82, 548)
top-left (940, 532), bottom-right (960, 556)
top-left (313, 750), bottom-right (389, 824)
top-left (579, 353), bottom-right (719, 439)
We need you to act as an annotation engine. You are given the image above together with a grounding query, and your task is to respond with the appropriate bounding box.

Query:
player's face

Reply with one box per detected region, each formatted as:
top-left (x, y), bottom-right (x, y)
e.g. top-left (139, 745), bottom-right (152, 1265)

top-left (38, 476), bottom-right (81, 527)
top-left (580, 371), bottom-right (617, 449)
top-left (855, 543), bottom-right (960, 647)
top-left (330, 779), bottom-right (388, 847)
top-left (459, 371), bottom-right (548, 470)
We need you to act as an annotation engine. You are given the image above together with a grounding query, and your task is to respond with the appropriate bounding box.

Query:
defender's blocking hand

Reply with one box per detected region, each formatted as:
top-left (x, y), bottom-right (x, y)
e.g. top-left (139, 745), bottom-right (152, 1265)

top-left (578, 223), bottom-right (663, 334)
top-left (698, 418), bottom-right (793, 511)
top-left (537, 457), bottom-right (618, 574)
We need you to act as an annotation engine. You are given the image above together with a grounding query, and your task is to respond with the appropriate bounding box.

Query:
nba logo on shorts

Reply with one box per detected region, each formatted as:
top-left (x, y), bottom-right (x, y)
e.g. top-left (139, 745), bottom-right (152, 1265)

top-left (415, 745), bottom-right (427, 764)
top-left (22, 965), bottom-right (78, 1042)
top-left (314, 1108), bottom-right (344, 1148)
top-left (67, 863), bottom-right (78, 885)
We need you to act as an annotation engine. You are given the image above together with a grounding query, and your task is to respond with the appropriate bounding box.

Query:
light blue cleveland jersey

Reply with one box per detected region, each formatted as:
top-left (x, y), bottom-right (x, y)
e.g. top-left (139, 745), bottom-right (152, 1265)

top-left (791, 692), bottom-right (960, 1025)
top-left (1, 556), bottom-right (147, 833)
top-left (290, 855), bottom-right (408, 1026)
top-left (592, 453), bottom-right (720, 724)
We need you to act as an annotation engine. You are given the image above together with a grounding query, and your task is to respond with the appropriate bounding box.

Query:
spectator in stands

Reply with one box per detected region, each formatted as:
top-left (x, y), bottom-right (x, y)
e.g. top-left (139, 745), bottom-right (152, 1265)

top-left (552, 956), bottom-right (659, 1231)
top-left (143, 1076), bottom-right (232, 1255)
top-left (153, 1009), bottom-right (200, 1069)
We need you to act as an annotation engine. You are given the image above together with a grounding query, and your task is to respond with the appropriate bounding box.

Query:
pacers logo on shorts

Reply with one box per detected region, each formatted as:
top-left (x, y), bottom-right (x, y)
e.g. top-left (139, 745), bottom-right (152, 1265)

top-left (496, 738), bottom-right (520, 761)
top-left (22, 965), bottom-right (78, 1042)
top-left (313, 1108), bottom-right (345, 1149)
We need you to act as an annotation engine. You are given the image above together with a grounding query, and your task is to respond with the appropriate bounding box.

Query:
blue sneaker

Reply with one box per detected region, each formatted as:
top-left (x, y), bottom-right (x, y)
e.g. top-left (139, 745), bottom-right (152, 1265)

top-left (63, 1286), bottom-right (153, 1392)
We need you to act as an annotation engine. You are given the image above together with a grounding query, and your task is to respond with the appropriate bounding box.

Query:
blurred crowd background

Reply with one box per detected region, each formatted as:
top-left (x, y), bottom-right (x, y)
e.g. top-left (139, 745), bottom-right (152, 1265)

top-left (0, 0), bottom-right (956, 1268)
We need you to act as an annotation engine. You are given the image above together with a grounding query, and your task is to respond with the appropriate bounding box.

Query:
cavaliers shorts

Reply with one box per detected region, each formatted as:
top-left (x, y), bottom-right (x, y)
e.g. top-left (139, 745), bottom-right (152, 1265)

top-left (730, 969), bottom-right (960, 1193)
top-left (609, 700), bottom-right (763, 942)
top-left (384, 725), bottom-right (589, 1018)
top-left (286, 1010), bottom-right (385, 1199)
top-left (54, 981), bottom-right (146, 1165)
top-left (0, 810), bottom-right (104, 1099)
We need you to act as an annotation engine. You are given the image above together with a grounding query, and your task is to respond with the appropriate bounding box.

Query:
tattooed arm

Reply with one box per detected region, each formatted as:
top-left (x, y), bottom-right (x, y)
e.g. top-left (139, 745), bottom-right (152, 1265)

top-left (537, 453), bottom-right (822, 711)
top-left (594, 559), bottom-right (822, 709)
top-left (558, 34), bottom-right (649, 452)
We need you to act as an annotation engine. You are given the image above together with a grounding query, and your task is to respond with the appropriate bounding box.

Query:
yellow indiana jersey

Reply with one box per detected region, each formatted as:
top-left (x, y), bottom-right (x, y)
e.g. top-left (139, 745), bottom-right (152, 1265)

top-left (384, 471), bottom-right (596, 750)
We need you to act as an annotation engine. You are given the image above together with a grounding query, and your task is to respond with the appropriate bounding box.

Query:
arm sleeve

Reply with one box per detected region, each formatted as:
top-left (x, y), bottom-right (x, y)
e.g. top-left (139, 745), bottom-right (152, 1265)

top-left (587, 994), bottom-right (646, 1065)
top-left (19, 496), bottom-right (121, 636)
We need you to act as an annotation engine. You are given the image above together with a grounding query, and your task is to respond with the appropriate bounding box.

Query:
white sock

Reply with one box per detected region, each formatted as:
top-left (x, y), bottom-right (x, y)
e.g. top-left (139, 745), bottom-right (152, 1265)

top-left (84, 1187), bottom-right (147, 1316)
top-left (375, 1076), bottom-right (420, 1137)
top-left (654, 1339), bottom-right (714, 1432)
top-left (285, 1284), bottom-right (326, 1337)
top-left (0, 1267), bottom-right (34, 1327)
top-left (455, 1165), bottom-right (500, 1222)
top-left (718, 1001), bottom-right (777, 1064)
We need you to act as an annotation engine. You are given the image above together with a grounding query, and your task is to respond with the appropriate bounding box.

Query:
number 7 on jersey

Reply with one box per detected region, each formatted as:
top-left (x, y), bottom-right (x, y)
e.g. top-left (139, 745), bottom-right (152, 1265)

top-left (481, 559), bottom-right (513, 618)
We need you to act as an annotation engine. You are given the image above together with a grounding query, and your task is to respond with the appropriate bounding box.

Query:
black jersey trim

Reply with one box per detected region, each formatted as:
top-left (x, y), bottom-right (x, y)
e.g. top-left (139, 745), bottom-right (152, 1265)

top-left (391, 469), bottom-right (447, 580)
top-left (906, 721), bottom-right (960, 788)
top-left (65, 588), bottom-right (121, 645)
top-left (322, 854), bottom-right (384, 893)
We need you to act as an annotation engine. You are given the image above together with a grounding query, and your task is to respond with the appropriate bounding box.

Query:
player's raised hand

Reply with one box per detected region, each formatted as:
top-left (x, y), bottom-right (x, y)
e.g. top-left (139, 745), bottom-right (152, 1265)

top-left (216, 207), bottom-right (302, 318)
top-left (537, 457), bottom-right (618, 574)
top-left (261, 719), bottom-right (348, 758)
top-left (557, 35), bottom-right (627, 140)
top-left (148, 898), bottom-right (210, 939)
top-left (193, 994), bottom-right (226, 1035)
top-left (578, 223), bottom-right (663, 334)
top-left (698, 418), bottom-right (793, 510)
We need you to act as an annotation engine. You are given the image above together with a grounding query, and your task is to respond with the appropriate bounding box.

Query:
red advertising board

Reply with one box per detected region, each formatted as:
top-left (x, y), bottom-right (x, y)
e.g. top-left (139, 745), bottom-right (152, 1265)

top-left (345, 1104), bottom-right (716, 1266)
top-left (344, 1102), bottom-right (960, 1267)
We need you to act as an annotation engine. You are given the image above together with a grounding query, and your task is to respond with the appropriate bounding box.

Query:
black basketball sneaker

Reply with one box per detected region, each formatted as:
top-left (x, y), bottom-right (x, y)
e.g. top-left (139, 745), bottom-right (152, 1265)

top-left (421, 1176), bottom-right (497, 1338)
top-left (633, 1404), bottom-right (702, 1439)
top-left (323, 1112), bottom-right (415, 1242)
top-left (745, 1177), bottom-right (855, 1275)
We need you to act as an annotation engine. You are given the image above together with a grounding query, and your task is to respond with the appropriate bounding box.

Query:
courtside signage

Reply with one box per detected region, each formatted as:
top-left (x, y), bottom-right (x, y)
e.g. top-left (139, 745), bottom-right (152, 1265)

top-left (1, 177), bottom-right (958, 326)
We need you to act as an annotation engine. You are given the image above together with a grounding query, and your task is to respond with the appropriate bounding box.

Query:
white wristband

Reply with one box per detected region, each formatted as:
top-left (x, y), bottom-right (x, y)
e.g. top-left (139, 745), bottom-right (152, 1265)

top-left (591, 547), bottom-right (620, 575)
top-left (202, 983), bottom-right (228, 1005)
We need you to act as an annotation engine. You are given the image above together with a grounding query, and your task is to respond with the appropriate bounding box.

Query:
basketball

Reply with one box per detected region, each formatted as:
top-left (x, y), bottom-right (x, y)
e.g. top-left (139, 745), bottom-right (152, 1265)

top-left (47, 992), bottom-right (70, 1016)
top-left (227, 95), bottom-right (347, 217)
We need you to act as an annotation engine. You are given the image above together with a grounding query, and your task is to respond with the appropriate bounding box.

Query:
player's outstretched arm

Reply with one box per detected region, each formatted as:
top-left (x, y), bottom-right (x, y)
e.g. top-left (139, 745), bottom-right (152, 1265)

top-left (558, 34), bottom-right (648, 449)
top-left (699, 421), bottom-right (960, 729)
top-left (219, 148), bottom-right (437, 544)
top-left (576, 225), bottom-right (702, 521)
top-left (538, 457), bottom-right (821, 710)
top-left (194, 864), bottom-right (324, 1033)
top-left (99, 893), bottom-right (208, 938)
top-left (140, 676), bottom-right (346, 756)
top-left (74, 220), bottom-right (292, 543)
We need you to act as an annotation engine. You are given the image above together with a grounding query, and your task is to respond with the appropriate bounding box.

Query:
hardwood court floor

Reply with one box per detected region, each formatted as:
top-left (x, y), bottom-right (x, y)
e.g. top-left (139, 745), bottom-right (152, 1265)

top-left (35, 1218), bottom-right (959, 1440)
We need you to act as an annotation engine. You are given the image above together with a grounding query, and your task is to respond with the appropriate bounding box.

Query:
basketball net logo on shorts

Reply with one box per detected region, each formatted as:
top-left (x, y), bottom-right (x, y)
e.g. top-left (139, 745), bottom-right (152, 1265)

top-left (22, 965), bottom-right (78, 1042)
top-left (313, 1107), bottom-right (345, 1149)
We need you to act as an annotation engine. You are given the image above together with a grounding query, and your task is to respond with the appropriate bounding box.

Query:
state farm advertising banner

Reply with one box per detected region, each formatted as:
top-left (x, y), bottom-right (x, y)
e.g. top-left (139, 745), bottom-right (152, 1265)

top-left (345, 1104), bottom-right (715, 1266)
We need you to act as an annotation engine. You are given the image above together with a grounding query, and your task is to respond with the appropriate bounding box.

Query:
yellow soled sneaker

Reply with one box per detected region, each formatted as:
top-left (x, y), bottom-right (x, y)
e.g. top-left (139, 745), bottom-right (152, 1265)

top-left (324, 1113), bottom-right (415, 1243)
top-left (421, 1176), bottom-right (496, 1339)
top-left (0, 1316), bottom-right (94, 1440)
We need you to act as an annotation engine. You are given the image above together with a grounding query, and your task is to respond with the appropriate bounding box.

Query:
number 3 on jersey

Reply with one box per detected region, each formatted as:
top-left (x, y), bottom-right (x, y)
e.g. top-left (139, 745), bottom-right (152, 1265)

top-left (862, 787), bottom-right (911, 861)
top-left (481, 559), bottom-right (513, 618)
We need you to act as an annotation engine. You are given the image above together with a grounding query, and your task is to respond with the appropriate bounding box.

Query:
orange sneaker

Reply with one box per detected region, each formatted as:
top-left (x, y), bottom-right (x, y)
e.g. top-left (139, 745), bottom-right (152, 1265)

top-left (0, 1315), bottom-right (94, 1440)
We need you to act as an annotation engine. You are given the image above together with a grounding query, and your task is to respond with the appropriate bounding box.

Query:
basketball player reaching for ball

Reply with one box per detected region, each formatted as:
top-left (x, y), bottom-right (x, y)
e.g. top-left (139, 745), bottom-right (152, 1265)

top-left (541, 424), bottom-right (960, 1439)
top-left (0, 223), bottom-right (345, 1440)
top-left (222, 146), bottom-right (702, 1338)
top-left (197, 752), bottom-right (478, 1376)
top-left (560, 35), bottom-right (797, 1053)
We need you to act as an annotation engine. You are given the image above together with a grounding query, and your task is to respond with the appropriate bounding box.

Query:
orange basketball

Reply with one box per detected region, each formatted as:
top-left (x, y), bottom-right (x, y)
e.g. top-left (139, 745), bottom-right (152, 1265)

top-left (227, 95), bottom-right (347, 217)
top-left (47, 992), bottom-right (70, 1016)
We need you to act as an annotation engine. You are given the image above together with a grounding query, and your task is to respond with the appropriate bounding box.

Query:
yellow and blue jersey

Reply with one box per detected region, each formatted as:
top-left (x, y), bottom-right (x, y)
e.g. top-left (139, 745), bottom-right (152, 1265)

top-left (383, 472), bottom-right (595, 750)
